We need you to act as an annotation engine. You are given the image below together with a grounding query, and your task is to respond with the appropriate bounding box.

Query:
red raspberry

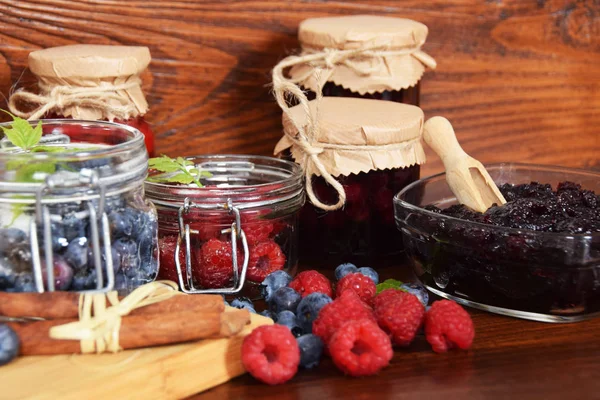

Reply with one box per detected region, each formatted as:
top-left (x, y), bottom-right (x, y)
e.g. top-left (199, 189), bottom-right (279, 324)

top-left (194, 238), bottom-right (239, 288)
top-left (313, 290), bottom-right (375, 346)
top-left (241, 325), bottom-right (300, 385)
top-left (373, 289), bottom-right (425, 346)
top-left (246, 240), bottom-right (286, 282)
top-left (329, 319), bottom-right (393, 377)
top-left (157, 235), bottom-right (191, 283)
top-left (243, 219), bottom-right (275, 245)
top-left (336, 272), bottom-right (377, 305)
top-left (425, 300), bottom-right (475, 353)
top-left (289, 270), bottom-right (333, 298)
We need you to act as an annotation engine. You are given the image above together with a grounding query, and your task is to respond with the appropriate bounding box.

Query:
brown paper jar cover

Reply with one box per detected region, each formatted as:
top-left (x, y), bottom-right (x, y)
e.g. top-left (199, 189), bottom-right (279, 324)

top-left (274, 97), bottom-right (426, 177)
top-left (289, 15), bottom-right (436, 95)
top-left (27, 44), bottom-right (151, 120)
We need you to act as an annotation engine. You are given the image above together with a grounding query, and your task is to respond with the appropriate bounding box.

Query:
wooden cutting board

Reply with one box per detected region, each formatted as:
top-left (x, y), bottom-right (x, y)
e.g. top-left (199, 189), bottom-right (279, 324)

top-left (0, 308), bottom-right (272, 400)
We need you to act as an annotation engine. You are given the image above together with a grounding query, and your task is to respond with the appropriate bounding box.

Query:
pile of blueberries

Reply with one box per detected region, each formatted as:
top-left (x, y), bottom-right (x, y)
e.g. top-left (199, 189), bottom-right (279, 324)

top-left (0, 196), bottom-right (159, 293)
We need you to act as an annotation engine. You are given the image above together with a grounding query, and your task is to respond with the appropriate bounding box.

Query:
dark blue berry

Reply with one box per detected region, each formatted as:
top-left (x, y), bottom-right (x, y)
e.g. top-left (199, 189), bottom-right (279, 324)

top-left (400, 283), bottom-right (429, 306)
top-left (357, 267), bottom-right (379, 284)
top-left (10, 273), bottom-right (36, 292)
top-left (0, 324), bottom-right (19, 366)
top-left (48, 222), bottom-right (69, 252)
top-left (140, 256), bottom-right (159, 281)
top-left (64, 237), bottom-right (89, 271)
top-left (62, 213), bottom-right (87, 242)
top-left (334, 263), bottom-right (357, 281)
top-left (108, 209), bottom-right (134, 238)
top-left (114, 272), bottom-right (129, 293)
top-left (0, 258), bottom-right (16, 290)
top-left (260, 270), bottom-right (292, 302)
top-left (112, 238), bottom-right (140, 277)
top-left (0, 228), bottom-right (26, 255)
top-left (296, 292), bottom-right (332, 333)
top-left (296, 334), bottom-right (323, 369)
top-left (137, 222), bottom-right (157, 265)
top-left (276, 310), bottom-right (303, 337)
top-left (71, 268), bottom-right (98, 291)
top-left (43, 256), bottom-right (73, 291)
top-left (259, 309), bottom-right (277, 322)
top-left (231, 297), bottom-right (256, 313)
top-left (270, 287), bottom-right (301, 314)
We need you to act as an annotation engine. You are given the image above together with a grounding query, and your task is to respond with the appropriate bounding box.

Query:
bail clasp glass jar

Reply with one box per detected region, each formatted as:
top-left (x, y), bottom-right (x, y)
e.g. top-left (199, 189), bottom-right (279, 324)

top-left (145, 155), bottom-right (304, 295)
top-left (0, 119), bottom-right (158, 294)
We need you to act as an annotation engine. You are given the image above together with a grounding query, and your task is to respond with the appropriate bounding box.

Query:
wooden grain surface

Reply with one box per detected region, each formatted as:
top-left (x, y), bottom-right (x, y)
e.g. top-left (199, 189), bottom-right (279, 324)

top-left (0, 0), bottom-right (598, 178)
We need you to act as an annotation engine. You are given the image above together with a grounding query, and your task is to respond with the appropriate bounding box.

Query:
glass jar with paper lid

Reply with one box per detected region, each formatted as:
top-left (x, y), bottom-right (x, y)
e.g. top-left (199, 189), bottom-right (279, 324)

top-left (286, 15), bottom-right (436, 106)
top-left (8, 44), bottom-right (156, 156)
top-left (274, 97), bottom-right (426, 264)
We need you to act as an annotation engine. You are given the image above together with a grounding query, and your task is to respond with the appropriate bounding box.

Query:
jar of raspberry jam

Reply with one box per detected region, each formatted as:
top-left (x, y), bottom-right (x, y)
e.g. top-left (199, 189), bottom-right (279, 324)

top-left (287, 15), bottom-right (436, 106)
top-left (144, 155), bottom-right (304, 294)
top-left (274, 97), bottom-right (426, 265)
top-left (8, 45), bottom-right (156, 156)
top-left (0, 120), bottom-right (159, 294)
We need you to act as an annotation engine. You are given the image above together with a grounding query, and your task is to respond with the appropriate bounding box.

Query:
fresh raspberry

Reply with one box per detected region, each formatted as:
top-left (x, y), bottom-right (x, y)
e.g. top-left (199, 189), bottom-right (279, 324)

top-left (425, 300), bottom-right (475, 353)
top-left (373, 289), bottom-right (425, 346)
top-left (335, 273), bottom-right (377, 305)
top-left (194, 238), bottom-right (238, 288)
top-left (313, 290), bottom-right (375, 346)
top-left (247, 240), bottom-right (286, 282)
top-left (241, 325), bottom-right (300, 385)
top-left (328, 319), bottom-right (393, 377)
top-left (157, 235), bottom-right (190, 283)
top-left (243, 219), bottom-right (275, 245)
top-left (289, 270), bottom-right (333, 298)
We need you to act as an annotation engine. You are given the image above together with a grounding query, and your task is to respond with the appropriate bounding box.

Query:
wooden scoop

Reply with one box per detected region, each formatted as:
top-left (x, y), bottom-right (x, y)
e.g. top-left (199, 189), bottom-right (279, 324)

top-left (423, 116), bottom-right (507, 212)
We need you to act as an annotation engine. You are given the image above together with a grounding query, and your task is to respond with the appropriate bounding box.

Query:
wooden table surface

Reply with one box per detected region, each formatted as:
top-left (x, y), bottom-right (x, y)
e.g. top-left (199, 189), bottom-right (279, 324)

top-left (191, 264), bottom-right (600, 400)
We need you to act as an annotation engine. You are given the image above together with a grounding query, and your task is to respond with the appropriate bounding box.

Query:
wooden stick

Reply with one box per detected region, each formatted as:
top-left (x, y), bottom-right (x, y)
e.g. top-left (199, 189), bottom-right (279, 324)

top-left (8, 308), bottom-right (250, 356)
top-left (0, 292), bottom-right (224, 320)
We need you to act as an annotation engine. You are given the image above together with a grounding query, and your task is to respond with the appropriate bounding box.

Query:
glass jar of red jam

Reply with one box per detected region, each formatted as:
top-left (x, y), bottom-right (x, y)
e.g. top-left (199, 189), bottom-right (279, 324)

top-left (144, 155), bottom-right (304, 294)
top-left (0, 119), bottom-right (158, 294)
top-left (8, 45), bottom-right (156, 156)
top-left (287, 15), bottom-right (436, 107)
top-left (274, 97), bottom-right (426, 265)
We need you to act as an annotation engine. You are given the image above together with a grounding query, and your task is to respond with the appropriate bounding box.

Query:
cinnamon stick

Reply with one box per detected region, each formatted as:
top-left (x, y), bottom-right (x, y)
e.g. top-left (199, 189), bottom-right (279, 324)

top-left (0, 292), bottom-right (224, 319)
top-left (8, 308), bottom-right (250, 356)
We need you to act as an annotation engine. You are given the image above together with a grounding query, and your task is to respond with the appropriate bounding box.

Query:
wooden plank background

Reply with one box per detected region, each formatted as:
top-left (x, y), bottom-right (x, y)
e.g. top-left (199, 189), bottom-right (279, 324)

top-left (0, 0), bottom-right (598, 177)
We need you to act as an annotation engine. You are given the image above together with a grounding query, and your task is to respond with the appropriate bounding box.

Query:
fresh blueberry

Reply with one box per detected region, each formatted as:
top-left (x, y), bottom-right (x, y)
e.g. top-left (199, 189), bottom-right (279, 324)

top-left (10, 273), bottom-right (36, 292)
top-left (43, 256), bottom-right (74, 291)
top-left (270, 287), bottom-right (301, 314)
top-left (259, 309), bottom-right (277, 322)
top-left (296, 292), bottom-right (332, 333)
top-left (137, 222), bottom-right (158, 265)
top-left (71, 268), bottom-right (98, 291)
top-left (64, 237), bottom-right (89, 271)
top-left (112, 238), bottom-right (140, 277)
top-left (357, 267), bottom-right (379, 284)
top-left (0, 228), bottom-right (26, 254)
top-left (108, 209), bottom-right (134, 238)
top-left (0, 258), bottom-right (16, 290)
top-left (334, 263), bottom-right (357, 281)
top-left (296, 334), bottom-right (324, 369)
top-left (0, 324), bottom-right (19, 366)
top-left (114, 272), bottom-right (129, 293)
top-left (62, 213), bottom-right (87, 242)
top-left (131, 209), bottom-right (151, 238)
top-left (276, 310), bottom-right (303, 337)
top-left (49, 222), bottom-right (69, 252)
top-left (5, 243), bottom-right (32, 273)
top-left (140, 256), bottom-right (159, 281)
top-left (231, 297), bottom-right (256, 313)
top-left (260, 270), bottom-right (292, 302)
top-left (401, 283), bottom-right (429, 307)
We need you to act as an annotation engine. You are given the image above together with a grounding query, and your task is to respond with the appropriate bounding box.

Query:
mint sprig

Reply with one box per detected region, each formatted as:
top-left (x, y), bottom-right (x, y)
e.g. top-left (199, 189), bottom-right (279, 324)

top-left (376, 279), bottom-right (407, 294)
top-left (147, 155), bottom-right (211, 188)
top-left (0, 111), bottom-right (42, 151)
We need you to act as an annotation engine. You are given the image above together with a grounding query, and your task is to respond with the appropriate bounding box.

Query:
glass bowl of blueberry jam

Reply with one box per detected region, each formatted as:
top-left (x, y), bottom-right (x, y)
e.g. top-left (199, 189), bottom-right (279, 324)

top-left (0, 119), bottom-right (159, 294)
top-left (394, 163), bottom-right (600, 322)
top-left (144, 155), bottom-right (304, 295)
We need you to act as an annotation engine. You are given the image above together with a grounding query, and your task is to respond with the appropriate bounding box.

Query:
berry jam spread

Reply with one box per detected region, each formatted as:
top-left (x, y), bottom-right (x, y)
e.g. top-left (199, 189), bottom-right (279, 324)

top-left (404, 181), bottom-right (600, 319)
top-left (426, 181), bottom-right (600, 234)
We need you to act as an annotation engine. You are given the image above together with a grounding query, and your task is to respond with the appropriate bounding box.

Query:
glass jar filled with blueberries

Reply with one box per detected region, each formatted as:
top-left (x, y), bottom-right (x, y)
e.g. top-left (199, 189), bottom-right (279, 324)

top-left (0, 119), bottom-right (159, 294)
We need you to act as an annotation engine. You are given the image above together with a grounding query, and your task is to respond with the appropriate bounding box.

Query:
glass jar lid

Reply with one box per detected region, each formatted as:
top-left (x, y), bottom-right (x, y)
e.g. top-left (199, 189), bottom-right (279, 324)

top-left (0, 119), bottom-right (148, 204)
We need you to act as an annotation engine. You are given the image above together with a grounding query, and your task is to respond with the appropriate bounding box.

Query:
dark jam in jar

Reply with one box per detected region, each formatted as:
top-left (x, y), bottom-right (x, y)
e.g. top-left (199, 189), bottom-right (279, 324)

top-left (307, 82), bottom-right (420, 106)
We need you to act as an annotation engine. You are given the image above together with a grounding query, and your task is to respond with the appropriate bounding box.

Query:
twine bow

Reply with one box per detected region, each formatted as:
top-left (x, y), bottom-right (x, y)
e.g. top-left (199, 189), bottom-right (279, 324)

top-left (8, 77), bottom-right (143, 121)
top-left (49, 280), bottom-right (180, 354)
top-left (272, 43), bottom-right (434, 211)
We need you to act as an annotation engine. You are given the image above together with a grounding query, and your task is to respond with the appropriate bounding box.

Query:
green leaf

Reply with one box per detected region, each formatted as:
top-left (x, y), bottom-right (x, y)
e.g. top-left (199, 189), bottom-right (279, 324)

top-left (148, 155), bottom-right (181, 173)
top-left (15, 161), bottom-right (57, 183)
top-left (147, 173), bottom-right (195, 185)
top-left (0, 111), bottom-right (42, 150)
top-left (147, 155), bottom-right (210, 188)
top-left (376, 279), bottom-right (406, 294)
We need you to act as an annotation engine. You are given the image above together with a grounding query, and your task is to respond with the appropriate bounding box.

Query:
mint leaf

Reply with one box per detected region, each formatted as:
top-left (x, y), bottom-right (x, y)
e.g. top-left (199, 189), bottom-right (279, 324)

top-left (147, 155), bottom-right (211, 188)
top-left (15, 161), bottom-right (56, 183)
top-left (376, 279), bottom-right (406, 294)
top-left (0, 111), bottom-right (42, 150)
top-left (148, 155), bottom-right (181, 173)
